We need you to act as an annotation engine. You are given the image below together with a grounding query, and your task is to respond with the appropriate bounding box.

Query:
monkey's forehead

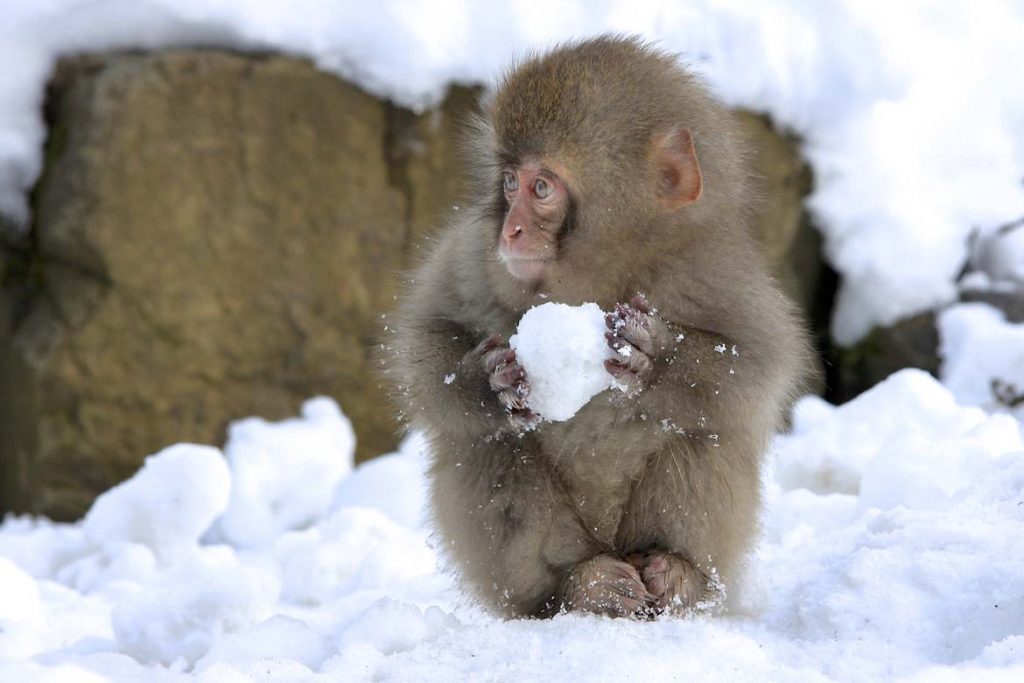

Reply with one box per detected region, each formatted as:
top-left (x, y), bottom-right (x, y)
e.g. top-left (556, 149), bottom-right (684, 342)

top-left (490, 36), bottom-right (695, 157)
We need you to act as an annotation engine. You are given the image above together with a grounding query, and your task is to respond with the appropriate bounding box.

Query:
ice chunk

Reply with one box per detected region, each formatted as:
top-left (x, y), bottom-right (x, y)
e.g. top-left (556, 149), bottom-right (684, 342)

top-left (217, 396), bottom-right (355, 547)
top-left (509, 302), bottom-right (614, 421)
top-left (82, 444), bottom-right (230, 563)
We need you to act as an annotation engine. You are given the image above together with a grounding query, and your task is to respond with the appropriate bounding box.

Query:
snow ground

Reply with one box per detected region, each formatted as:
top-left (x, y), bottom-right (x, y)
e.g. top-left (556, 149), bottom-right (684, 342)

top-left (1, 1), bottom-right (1023, 341)
top-left (2, 350), bottom-right (1024, 681)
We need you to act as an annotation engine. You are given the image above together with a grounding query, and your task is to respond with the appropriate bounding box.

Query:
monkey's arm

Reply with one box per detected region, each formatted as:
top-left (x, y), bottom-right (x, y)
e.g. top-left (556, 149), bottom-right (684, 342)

top-left (390, 313), bottom-right (511, 441)
top-left (605, 296), bottom-right (776, 438)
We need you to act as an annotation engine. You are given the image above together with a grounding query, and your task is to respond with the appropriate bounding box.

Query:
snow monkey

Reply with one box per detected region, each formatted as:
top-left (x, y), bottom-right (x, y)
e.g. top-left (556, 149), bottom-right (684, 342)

top-left (387, 36), bottom-right (808, 618)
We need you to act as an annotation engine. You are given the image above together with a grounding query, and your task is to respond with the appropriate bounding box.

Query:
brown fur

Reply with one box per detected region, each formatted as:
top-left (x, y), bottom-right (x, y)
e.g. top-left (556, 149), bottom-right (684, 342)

top-left (385, 36), bottom-right (809, 617)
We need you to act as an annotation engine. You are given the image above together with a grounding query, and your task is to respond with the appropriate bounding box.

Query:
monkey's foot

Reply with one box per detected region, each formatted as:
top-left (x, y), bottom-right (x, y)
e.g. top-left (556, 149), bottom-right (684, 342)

top-left (626, 550), bottom-right (710, 615)
top-left (558, 554), bottom-right (656, 618)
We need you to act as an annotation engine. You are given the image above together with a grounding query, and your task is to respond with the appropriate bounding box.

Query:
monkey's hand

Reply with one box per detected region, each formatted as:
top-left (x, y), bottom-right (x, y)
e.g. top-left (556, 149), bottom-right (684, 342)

top-left (476, 334), bottom-right (541, 432)
top-left (604, 295), bottom-right (673, 395)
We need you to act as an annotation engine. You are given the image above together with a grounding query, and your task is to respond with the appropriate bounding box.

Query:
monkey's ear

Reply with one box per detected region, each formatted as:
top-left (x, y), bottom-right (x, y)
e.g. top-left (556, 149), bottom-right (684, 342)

top-left (654, 127), bottom-right (703, 209)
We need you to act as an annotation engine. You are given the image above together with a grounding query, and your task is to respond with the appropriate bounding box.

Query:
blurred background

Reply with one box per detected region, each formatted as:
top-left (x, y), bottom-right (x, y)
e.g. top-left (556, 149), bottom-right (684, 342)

top-left (1, 0), bottom-right (1022, 520)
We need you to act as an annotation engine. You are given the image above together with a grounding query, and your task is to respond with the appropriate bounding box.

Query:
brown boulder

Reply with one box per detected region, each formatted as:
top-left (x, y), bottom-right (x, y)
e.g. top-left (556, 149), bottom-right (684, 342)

top-left (1, 51), bottom-right (414, 518)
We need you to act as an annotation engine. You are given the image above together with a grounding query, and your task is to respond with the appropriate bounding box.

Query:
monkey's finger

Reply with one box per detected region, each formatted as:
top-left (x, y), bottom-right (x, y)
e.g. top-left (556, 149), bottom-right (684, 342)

top-left (604, 330), bottom-right (627, 351)
top-left (629, 295), bottom-right (651, 314)
top-left (508, 408), bottom-right (541, 431)
top-left (619, 315), bottom-right (655, 355)
top-left (491, 361), bottom-right (528, 391)
top-left (480, 333), bottom-right (505, 352)
top-left (483, 346), bottom-right (514, 373)
top-left (605, 312), bottom-right (626, 332)
top-left (497, 387), bottom-right (528, 412)
top-left (607, 355), bottom-right (652, 383)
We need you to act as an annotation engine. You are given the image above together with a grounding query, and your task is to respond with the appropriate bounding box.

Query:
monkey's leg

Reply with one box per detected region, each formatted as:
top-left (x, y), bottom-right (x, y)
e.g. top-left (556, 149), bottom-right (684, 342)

top-left (557, 554), bottom-right (656, 618)
top-left (616, 435), bottom-right (762, 614)
top-left (429, 437), bottom-right (602, 618)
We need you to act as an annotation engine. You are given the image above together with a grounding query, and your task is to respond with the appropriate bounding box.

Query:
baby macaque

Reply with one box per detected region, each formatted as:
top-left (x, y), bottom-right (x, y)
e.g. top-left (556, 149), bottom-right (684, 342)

top-left (387, 36), bottom-right (808, 617)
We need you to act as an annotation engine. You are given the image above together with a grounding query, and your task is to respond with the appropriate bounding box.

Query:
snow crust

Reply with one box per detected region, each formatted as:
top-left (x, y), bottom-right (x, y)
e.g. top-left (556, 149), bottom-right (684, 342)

top-left (3, 373), bottom-right (1024, 680)
top-left (2, 2), bottom-right (1023, 342)
top-left (509, 302), bottom-right (614, 421)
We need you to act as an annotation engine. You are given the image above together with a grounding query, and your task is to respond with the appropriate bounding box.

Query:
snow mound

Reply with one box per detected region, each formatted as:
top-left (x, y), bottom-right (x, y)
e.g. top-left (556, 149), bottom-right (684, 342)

top-left (216, 396), bottom-right (355, 547)
top-left (82, 444), bottom-right (230, 563)
top-left (509, 302), bottom-right (614, 421)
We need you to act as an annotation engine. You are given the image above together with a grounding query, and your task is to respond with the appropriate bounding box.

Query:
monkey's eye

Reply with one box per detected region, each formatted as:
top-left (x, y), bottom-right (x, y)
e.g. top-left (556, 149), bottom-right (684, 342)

top-left (503, 171), bottom-right (519, 194)
top-left (534, 178), bottom-right (552, 199)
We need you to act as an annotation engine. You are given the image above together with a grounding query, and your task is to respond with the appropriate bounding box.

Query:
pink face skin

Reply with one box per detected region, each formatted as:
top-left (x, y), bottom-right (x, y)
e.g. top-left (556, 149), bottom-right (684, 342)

top-left (498, 162), bottom-right (570, 282)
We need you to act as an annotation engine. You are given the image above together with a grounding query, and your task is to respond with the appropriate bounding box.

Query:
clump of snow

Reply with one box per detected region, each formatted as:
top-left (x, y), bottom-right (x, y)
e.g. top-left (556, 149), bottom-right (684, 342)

top-left (82, 444), bottom-right (230, 564)
top-left (509, 302), bottom-right (614, 421)
top-left (110, 547), bottom-right (280, 666)
top-left (938, 302), bottom-right (1024, 420)
top-left (216, 396), bottom-right (354, 547)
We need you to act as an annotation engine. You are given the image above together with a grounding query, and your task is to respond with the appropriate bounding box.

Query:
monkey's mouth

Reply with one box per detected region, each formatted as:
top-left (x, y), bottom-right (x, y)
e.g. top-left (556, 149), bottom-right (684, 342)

top-left (499, 250), bottom-right (554, 282)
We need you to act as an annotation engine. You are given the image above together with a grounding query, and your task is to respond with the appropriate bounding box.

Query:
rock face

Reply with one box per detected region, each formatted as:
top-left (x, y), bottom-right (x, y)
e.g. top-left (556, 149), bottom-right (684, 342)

top-left (0, 50), bottom-right (820, 519)
top-left (1, 52), bottom-right (416, 518)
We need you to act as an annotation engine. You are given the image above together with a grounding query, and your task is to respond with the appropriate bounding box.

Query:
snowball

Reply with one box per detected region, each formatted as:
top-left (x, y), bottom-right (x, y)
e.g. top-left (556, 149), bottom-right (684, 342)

top-left (110, 548), bottom-right (280, 666)
top-left (509, 302), bottom-right (614, 421)
top-left (82, 444), bottom-right (230, 563)
top-left (216, 396), bottom-right (355, 547)
top-left (194, 615), bottom-right (333, 674)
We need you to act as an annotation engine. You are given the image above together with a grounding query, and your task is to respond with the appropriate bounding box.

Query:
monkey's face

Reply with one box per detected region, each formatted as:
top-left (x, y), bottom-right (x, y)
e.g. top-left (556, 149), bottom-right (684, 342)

top-left (497, 160), bottom-right (571, 282)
